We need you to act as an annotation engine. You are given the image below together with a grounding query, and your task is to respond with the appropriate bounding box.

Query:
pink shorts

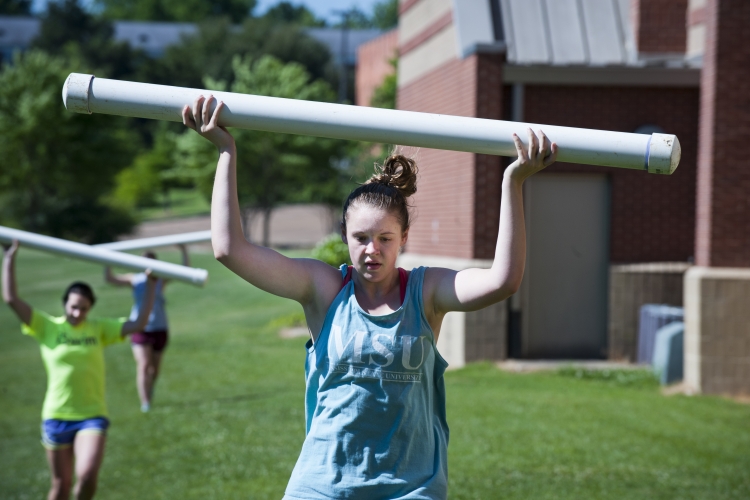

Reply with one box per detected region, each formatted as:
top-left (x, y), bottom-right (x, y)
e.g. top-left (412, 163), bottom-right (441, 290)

top-left (131, 330), bottom-right (169, 352)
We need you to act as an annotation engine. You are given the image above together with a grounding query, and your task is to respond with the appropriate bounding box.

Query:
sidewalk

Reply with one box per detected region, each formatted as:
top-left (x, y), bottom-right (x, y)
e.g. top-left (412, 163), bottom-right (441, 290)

top-left (123, 204), bottom-right (336, 248)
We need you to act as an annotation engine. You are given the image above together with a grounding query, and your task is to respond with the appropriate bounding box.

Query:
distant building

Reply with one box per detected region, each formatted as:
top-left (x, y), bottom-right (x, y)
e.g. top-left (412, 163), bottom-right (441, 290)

top-left (357, 0), bottom-right (750, 397)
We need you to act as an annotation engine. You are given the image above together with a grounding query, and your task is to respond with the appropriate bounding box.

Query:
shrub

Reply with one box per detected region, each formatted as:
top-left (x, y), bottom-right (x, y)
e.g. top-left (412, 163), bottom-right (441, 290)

top-left (311, 233), bottom-right (351, 267)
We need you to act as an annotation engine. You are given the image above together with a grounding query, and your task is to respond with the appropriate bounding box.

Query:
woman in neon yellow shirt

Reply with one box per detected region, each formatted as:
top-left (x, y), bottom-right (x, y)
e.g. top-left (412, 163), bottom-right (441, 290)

top-left (2, 240), bottom-right (158, 500)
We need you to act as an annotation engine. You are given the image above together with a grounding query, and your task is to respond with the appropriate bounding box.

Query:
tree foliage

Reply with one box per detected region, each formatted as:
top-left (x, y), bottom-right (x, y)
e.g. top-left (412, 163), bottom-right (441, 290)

top-left (139, 17), bottom-right (335, 90)
top-left (170, 55), bottom-right (344, 245)
top-left (0, 0), bottom-right (30, 15)
top-left (373, 0), bottom-right (399, 30)
top-left (95, 0), bottom-right (256, 23)
top-left (332, 0), bottom-right (398, 30)
top-left (32, 0), bottom-right (146, 80)
top-left (0, 51), bottom-right (138, 242)
top-left (263, 2), bottom-right (325, 27)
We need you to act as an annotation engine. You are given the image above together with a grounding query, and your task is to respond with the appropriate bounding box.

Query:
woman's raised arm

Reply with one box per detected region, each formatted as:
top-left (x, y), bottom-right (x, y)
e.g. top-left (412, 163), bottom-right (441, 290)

top-left (182, 95), bottom-right (340, 306)
top-left (426, 129), bottom-right (558, 316)
top-left (2, 241), bottom-right (32, 326)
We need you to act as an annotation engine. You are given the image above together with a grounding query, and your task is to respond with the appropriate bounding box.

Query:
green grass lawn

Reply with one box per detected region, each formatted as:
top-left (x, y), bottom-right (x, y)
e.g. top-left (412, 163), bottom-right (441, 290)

top-left (1, 250), bottom-right (749, 499)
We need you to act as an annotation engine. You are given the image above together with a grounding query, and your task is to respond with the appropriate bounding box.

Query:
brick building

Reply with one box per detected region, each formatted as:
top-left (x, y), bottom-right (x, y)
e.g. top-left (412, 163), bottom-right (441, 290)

top-left (357, 0), bottom-right (749, 395)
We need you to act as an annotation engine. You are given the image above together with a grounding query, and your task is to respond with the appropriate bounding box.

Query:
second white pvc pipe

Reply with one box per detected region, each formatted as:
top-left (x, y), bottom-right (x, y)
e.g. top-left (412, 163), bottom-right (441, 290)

top-left (0, 226), bottom-right (208, 286)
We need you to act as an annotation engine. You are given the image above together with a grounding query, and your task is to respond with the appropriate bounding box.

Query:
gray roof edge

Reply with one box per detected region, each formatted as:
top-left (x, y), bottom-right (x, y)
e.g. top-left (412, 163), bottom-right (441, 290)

top-left (504, 64), bottom-right (700, 87)
top-left (461, 42), bottom-right (507, 58)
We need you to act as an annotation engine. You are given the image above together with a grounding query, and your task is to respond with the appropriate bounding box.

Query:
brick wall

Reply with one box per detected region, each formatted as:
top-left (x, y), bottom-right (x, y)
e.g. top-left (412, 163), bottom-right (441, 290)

top-left (398, 56), bottom-right (479, 259)
top-left (523, 85), bottom-right (699, 263)
top-left (473, 54), bottom-right (504, 259)
top-left (631, 0), bottom-right (689, 53)
top-left (695, 0), bottom-right (750, 267)
top-left (356, 30), bottom-right (398, 107)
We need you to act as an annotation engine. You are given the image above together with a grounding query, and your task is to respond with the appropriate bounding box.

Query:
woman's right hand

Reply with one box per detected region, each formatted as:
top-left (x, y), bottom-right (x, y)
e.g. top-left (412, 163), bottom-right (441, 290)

top-left (1, 239), bottom-right (19, 259)
top-left (182, 95), bottom-right (235, 150)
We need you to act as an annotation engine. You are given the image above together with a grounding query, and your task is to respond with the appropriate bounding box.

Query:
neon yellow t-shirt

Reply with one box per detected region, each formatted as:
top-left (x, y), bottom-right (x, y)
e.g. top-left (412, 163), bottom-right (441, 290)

top-left (22, 309), bottom-right (126, 420)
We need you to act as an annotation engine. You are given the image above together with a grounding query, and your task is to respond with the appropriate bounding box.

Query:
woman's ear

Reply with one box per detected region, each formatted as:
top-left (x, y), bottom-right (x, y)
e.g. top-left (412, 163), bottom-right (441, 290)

top-left (341, 226), bottom-right (348, 245)
top-left (400, 228), bottom-right (409, 247)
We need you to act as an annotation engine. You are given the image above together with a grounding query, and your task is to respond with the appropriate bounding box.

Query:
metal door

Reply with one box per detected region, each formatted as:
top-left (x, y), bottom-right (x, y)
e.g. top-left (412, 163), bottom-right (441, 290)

top-left (520, 173), bottom-right (610, 358)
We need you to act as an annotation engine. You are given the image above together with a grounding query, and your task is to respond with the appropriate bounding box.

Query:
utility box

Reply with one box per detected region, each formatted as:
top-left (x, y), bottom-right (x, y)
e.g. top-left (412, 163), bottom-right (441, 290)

top-left (652, 322), bottom-right (684, 385)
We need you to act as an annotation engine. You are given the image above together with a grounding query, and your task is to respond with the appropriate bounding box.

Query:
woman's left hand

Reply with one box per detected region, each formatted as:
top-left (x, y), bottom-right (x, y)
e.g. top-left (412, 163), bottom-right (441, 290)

top-left (505, 128), bottom-right (558, 183)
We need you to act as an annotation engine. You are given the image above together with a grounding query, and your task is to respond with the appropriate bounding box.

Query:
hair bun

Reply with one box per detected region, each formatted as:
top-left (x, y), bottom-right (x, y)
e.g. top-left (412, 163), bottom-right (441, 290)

top-left (368, 154), bottom-right (418, 198)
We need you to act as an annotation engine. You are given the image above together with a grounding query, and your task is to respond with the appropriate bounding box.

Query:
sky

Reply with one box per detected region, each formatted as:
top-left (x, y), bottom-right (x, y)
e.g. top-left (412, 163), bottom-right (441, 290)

top-left (31, 0), bottom-right (384, 24)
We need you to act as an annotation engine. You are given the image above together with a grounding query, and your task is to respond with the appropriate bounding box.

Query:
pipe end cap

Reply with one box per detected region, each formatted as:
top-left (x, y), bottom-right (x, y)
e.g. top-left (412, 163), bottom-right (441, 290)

top-left (647, 133), bottom-right (681, 175)
top-left (62, 73), bottom-right (94, 114)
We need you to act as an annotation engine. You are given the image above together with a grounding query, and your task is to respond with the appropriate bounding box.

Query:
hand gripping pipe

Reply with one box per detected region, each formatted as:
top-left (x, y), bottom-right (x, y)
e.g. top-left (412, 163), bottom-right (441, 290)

top-left (95, 230), bottom-right (212, 252)
top-left (62, 73), bottom-right (680, 174)
top-left (0, 226), bottom-right (208, 287)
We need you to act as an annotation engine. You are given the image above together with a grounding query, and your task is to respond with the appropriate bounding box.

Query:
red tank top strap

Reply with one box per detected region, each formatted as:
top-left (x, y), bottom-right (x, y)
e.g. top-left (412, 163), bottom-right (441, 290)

top-left (341, 266), bottom-right (354, 289)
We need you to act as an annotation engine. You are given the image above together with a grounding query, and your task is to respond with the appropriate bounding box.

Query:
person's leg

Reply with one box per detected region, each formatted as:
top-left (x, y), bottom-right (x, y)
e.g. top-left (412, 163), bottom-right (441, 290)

top-left (150, 350), bottom-right (164, 399)
top-left (46, 447), bottom-right (74, 500)
top-left (131, 343), bottom-right (155, 410)
top-left (149, 331), bottom-right (168, 401)
top-left (72, 432), bottom-right (106, 500)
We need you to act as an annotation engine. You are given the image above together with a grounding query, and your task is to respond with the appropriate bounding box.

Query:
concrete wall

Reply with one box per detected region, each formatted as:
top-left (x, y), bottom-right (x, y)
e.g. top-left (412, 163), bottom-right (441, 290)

top-left (608, 262), bottom-right (690, 361)
top-left (685, 267), bottom-right (750, 395)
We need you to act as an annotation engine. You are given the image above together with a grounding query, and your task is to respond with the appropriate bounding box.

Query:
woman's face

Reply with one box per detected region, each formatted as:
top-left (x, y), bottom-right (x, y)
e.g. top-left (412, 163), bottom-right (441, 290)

top-left (344, 204), bottom-right (408, 283)
top-left (65, 293), bottom-right (92, 326)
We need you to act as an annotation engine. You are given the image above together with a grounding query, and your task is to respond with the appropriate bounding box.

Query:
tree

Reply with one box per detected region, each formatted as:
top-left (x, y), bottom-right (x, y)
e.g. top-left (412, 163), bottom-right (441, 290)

top-left (32, 0), bottom-right (146, 81)
top-left (110, 123), bottom-right (180, 209)
top-left (372, 0), bottom-right (398, 30)
top-left (95, 0), bottom-right (256, 23)
top-left (0, 51), bottom-right (139, 243)
top-left (170, 55), bottom-right (345, 246)
top-left (263, 2), bottom-right (325, 27)
top-left (139, 17), bottom-right (335, 90)
top-left (334, 7), bottom-right (373, 29)
top-left (0, 0), bottom-right (30, 15)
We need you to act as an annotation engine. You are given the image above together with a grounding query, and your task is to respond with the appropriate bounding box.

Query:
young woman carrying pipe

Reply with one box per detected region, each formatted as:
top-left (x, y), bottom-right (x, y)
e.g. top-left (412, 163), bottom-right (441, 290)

top-left (2, 240), bottom-right (158, 500)
top-left (104, 245), bottom-right (189, 413)
top-left (183, 95), bottom-right (557, 499)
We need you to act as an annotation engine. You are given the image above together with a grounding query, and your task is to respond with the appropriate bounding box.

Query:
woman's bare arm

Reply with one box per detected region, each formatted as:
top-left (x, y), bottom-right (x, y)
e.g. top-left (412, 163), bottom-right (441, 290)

top-left (178, 244), bottom-right (190, 267)
top-left (121, 271), bottom-right (158, 336)
top-left (104, 266), bottom-right (134, 287)
top-left (2, 241), bottom-right (32, 326)
top-left (182, 95), bottom-right (340, 306)
top-left (426, 129), bottom-right (558, 315)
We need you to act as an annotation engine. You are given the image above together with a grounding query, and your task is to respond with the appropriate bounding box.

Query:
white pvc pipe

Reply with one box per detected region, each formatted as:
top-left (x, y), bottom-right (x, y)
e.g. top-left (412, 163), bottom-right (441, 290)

top-left (63, 73), bottom-right (680, 174)
top-left (0, 226), bottom-right (208, 287)
top-left (95, 230), bottom-right (212, 252)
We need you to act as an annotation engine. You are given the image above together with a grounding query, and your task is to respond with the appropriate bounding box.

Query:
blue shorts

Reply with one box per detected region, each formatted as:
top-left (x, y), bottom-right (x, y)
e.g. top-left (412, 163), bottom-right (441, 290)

top-left (41, 417), bottom-right (110, 450)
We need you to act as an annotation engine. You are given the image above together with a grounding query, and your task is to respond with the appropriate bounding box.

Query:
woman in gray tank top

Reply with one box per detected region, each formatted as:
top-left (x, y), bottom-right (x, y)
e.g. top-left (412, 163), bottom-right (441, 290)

top-left (183, 95), bottom-right (557, 498)
top-left (104, 246), bottom-right (189, 412)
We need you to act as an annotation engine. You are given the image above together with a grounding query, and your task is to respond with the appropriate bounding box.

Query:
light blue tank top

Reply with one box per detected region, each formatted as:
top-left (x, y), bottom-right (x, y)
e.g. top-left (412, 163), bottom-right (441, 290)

top-left (128, 273), bottom-right (167, 332)
top-left (283, 265), bottom-right (449, 500)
